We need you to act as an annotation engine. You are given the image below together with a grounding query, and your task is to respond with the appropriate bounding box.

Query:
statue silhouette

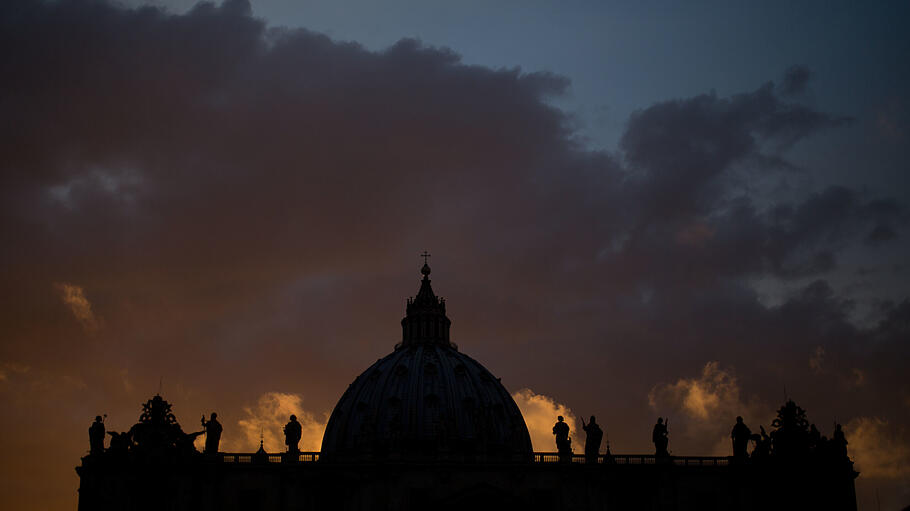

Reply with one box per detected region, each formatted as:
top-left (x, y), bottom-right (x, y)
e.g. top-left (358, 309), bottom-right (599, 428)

top-left (178, 430), bottom-right (205, 457)
top-left (750, 425), bottom-right (771, 460)
top-left (581, 415), bottom-right (602, 464)
top-left (770, 400), bottom-right (810, 458)
top-left (808, 423), bottom-right (821, 451)
top-left (652, 417), bottom-right (669, 457)
top-left (284, 414), bottom-right (302, 454)
top-left (202, 412), bottom-right (222, 455)
top-left (731, 416), bottom-right (752, 459)
top-left (831, 423), bottom-right (848, 460)
top-left (89, 416), bottom-right (105, 455)
top-left (552, 416), bottom-right (571, 462)
top-left (129, 394), bottom-right (185, 454)
top-left (107, 430), bottom-right (132, 454)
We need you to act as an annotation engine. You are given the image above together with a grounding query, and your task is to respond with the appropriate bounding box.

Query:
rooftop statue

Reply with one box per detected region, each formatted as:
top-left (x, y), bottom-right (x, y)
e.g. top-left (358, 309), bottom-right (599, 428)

top-left (652, 417), bottom-right (669, 457)
top-left (202, 412), bottom-right (222, 455)
top-left (750, 425), bottom-right (771, 460)
top-left (739, 400), bottom-right (855, 476)
top-left (831, 423), bottom-right (848, 460)
top-left (581, 415), bottom-right (603, 464)
top-left (127, 394), bottom-right (199, 459)
top-left (552, 416), bottom-right (571, 462)
top-left (731, 416), bottom-right (751, 460)
top-left (88, 416), bottom-right (105, 456)
top-left (284, 415), bottom-right (302, 455)
top-left (808, 423), bottom-right (821, 451)
top-left (770, 400), bottom-right (810, 459)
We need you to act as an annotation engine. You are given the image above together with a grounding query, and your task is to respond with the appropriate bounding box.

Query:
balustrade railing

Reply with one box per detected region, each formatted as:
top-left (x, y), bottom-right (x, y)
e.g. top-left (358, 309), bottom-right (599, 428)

top-left (532, 452), bottom-right (728, 466)
top-left (220, 452), bottom-right (320, 463)
top-left (218, 452), bottom-right (727, 466)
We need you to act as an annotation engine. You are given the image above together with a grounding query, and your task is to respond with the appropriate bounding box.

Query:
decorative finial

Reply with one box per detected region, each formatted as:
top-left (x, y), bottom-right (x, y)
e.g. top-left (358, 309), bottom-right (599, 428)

top-left (420, 251), bottom-right (431, 278)
top-left (254, 429), bottom-right (268, 458)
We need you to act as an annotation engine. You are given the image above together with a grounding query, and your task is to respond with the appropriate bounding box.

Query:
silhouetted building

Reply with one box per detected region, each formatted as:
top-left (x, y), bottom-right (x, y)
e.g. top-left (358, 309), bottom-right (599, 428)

top-left (77, 262), bottom-right (858, 510)
top-left (320, 261), bottom-right (532, 463)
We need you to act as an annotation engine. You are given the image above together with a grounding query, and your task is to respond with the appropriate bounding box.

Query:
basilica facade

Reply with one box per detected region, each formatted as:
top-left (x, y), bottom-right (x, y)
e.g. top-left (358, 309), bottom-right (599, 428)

top-left (76, 263), bottom-right (858, 510)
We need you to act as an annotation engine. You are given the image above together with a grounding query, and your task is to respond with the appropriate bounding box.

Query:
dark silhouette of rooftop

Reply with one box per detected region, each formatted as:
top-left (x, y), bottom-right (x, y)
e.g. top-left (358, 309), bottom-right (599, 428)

top-left (76, 258), bottom-right (860, 511)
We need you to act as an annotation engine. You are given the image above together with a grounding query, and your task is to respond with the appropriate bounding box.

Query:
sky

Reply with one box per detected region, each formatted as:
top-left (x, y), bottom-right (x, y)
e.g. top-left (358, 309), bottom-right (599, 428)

top-left (0, 0), bottom-right (908, 509)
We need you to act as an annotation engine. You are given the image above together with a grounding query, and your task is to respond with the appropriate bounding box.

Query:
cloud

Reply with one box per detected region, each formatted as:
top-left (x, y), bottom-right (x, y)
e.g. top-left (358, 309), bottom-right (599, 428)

top-left (850, 368), bottom-right (866, 387)
top-left (512, 388), bottom-right (581, 453)
top-left (54, 283), bottom-right (100, 334)
top-left (809, 345), bottom-right (825, 374)
top-left (619, 82), bottom-right (850, 222)
top-left (234, 392), bottom-right (328, 453)
top-left (675, 221), bottom-right (715, 247)
top-left (649, 362), bottom-right (742, 421)
top-left (0, 363), bottom-right (29, 383)
top-left (0, 363), bottom-right (23, 383)
top-left (0, 1), bottom-right (906, 509)
top-left (120, 369), bottom-right (134, 393)
top-left (779, 65), bottom-right (812, 96)
top-left (846, 417), bottom-right (910, 480)
top-left (649, 362), bottom-right (768, 455)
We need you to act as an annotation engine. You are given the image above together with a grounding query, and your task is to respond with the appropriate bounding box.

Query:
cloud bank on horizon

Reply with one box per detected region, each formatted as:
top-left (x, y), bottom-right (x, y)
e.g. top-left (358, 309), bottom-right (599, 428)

top-left (0, 1), bottom-right (908, 509)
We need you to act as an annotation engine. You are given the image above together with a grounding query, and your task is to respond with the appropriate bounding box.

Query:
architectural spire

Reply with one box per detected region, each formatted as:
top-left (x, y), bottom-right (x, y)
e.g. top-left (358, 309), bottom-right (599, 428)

top-left (400, 254), bottom-right (452, 349)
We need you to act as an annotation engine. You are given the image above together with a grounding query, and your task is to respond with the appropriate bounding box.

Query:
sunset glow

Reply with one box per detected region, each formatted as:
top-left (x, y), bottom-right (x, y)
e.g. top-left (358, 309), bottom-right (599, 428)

top-left (1, 1), bottom-right (909, 510)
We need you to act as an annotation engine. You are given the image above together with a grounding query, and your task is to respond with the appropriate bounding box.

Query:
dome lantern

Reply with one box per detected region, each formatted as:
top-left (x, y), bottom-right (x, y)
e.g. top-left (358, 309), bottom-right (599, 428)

top-left (320, 258), bottom-right (533, 463)
top-left (400, 253), bottom-right (452, 349)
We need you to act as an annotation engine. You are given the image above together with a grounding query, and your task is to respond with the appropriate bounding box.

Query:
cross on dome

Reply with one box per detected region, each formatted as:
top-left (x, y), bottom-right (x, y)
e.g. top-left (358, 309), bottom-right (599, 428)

top-left (420, 251), bottom-right (431, 277)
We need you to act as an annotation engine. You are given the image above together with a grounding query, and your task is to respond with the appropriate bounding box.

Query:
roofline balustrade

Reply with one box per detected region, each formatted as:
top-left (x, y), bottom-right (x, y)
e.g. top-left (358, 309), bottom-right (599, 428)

top-left (214, 452), bottom-right (730, 466)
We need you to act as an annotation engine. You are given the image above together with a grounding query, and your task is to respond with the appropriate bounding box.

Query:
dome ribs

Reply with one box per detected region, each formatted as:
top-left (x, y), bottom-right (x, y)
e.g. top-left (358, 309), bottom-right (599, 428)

top-left (319, 263), bottom-right (533, 463)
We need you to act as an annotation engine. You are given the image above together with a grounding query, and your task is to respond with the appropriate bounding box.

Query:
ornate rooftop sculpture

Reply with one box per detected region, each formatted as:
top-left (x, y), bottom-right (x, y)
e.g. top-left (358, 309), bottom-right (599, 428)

top-left (769, 399), bottom-right (811, 459)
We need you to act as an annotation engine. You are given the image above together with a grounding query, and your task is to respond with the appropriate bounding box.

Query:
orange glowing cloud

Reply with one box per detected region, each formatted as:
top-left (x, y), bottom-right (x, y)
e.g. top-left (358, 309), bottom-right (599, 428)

top-left (649, 361), bottom-right (742, 421)
top-left (233, 392), bottom-right (328, 453)
top-left (846, 417), bottom-right (910, 480)
top-left (54, 282), bottom-right (100, 334)
top-left (512, 388), bottom-right (582, 453)
top-left (648, 362), bottom-right (768, 455)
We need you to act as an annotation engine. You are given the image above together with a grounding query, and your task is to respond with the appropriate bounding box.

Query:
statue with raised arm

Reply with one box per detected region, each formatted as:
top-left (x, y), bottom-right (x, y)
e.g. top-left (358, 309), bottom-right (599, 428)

top-left (284, 414), bottom-right (302, 454)
top-left (652, 417), bottom-right (669, 457)
top-left (751, 425), bottom-right (771, 460)
top-left (202, 412), bottom-right (222, 455)
top-left (177, 430), bottom-right (205, 457)
top-left (581, 415), bottom-right (603, 464)
top-left (731, 416), bottom-right (752, 459)
top-left (89, 416), bottom-right (105, 455)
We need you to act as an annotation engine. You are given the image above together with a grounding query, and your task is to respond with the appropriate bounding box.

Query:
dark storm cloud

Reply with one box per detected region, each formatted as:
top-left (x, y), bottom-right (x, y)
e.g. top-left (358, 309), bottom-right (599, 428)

top-left (780, 65), bottom-right (813, 96)
top-left (0, 1), bottom-right (907, 509)
top-left (764, 186), bottom-right (904, 276)
top-left (620, 82), bottom-right (848, 219)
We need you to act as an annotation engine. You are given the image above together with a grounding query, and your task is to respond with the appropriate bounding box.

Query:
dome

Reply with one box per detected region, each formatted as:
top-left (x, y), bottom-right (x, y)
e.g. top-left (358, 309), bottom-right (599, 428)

top-left (320, 263), bottom-right (533, 463)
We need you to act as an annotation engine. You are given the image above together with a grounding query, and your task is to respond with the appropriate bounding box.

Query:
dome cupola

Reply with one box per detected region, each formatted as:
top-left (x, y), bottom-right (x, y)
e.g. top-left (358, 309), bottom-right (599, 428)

top-left (319, 258), bottom-right (533, 463)
top-left (400, 254), bottom-right (452, 348)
